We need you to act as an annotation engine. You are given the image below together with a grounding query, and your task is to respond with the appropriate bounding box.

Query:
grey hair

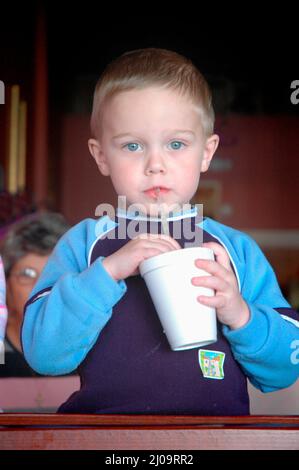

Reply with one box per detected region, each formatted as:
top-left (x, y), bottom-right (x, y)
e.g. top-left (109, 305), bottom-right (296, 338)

top-left (0, 212), bottom-right (70, 275)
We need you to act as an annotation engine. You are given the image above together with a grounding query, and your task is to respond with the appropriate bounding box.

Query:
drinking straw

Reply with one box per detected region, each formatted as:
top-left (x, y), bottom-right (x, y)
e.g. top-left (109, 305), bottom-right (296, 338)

top-left (161, 208), bottom-right (169, 236)
top-left (157, 190), bottom-right (169, 236)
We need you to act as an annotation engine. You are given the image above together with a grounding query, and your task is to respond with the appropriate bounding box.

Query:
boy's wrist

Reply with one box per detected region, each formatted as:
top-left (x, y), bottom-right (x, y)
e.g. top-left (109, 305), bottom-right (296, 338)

top-left (102, 257), bottom-right (120, 282)
top-left (228, 300), bottom-right (251, 330)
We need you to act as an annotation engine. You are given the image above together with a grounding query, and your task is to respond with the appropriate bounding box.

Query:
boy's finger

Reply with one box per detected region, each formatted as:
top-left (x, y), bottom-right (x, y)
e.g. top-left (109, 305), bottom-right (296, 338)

top-left (194, 258), bottom-right (230, 281)
top-left (137, 233), bottom-right (181, 250)
top-left (154, 233), bottom-right (181, 245)
top-left (191, 275), bottom-right (227, 292)
top-left (197, 294), bottom-right (226, 309)
top-left (201, 241), bottom-right (232, 271)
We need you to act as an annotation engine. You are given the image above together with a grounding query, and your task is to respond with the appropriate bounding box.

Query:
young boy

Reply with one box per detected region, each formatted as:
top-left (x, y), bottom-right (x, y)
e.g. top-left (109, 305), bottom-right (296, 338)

top-left (22, 48), bottom-right (299, 415)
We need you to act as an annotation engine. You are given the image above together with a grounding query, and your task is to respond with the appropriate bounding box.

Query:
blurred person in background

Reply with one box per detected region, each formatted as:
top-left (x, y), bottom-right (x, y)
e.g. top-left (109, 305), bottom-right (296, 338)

top-left (0, 212), bottom-right (80, 411)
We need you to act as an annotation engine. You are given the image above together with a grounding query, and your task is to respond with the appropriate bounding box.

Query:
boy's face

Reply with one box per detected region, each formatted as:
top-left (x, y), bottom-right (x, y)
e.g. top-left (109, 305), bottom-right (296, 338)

top-left (89, 87), bottom-right (219, 216)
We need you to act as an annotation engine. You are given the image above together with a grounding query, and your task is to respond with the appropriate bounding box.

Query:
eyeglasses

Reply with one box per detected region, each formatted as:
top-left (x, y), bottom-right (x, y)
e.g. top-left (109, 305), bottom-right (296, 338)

top-left (10, 267), bottom-right (39, 285)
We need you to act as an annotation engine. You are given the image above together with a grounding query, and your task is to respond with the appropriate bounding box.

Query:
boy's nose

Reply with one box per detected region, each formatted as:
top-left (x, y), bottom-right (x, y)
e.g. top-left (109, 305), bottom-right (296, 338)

top-left (145, 152), bottom-right (167, 175)
top-left (145, 165), bottom-right (166, 175)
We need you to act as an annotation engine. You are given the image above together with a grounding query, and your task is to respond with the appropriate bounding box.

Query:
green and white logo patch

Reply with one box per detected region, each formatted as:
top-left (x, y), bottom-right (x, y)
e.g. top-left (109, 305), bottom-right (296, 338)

top-left (198, 349), bottom-right (225, 380)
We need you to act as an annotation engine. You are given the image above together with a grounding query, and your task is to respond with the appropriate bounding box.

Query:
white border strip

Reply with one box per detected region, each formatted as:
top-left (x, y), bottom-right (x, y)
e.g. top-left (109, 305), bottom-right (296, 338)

top-left (208, 232), bottom-right (241, 292)
top-left (32, 290), bottom-right (51, 302)
top-left (281, 314), bottom-right (299, 329)
top-left (88, 225), bottom-right (117, 267)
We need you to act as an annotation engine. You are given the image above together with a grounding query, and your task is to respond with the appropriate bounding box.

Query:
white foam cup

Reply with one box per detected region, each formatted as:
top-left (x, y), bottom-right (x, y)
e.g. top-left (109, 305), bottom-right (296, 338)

top-left (140, 246), bottom-right (217, 351)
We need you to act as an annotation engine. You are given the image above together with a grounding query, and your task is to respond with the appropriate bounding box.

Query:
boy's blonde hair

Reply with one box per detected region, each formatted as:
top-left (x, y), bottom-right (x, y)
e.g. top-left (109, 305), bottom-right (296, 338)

top-left (90, 48), bottom-right (215, 137)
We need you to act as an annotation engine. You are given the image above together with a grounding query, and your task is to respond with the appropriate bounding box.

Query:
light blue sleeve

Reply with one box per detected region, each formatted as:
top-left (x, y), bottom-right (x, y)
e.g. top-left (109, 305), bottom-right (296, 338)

top-left (222, 231), bottom-right (299, 392)
top-left (21, 219), bottom-right (127, 376)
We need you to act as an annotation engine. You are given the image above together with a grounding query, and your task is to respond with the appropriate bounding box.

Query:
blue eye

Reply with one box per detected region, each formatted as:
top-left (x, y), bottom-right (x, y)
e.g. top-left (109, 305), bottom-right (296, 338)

top-left (169, 141), bottom-right (184, 150)
top-left (125, 143), bottom-right (141, 152)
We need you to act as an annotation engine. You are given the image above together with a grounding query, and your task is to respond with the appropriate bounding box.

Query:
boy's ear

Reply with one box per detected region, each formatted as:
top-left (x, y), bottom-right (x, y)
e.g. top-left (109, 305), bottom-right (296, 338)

top-left (88, 138), bottom-right (110, 176)
top-left (200, 134), bottom-right (220, 173)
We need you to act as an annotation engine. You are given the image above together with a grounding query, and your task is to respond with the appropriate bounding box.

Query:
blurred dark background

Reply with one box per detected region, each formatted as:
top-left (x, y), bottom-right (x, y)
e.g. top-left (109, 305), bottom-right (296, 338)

top-left (1, 2), bottom-right (297, 115)
top-left (46, 5), bottom-right (299, 116)
top-left (0, 2), bottom-right (299, 298)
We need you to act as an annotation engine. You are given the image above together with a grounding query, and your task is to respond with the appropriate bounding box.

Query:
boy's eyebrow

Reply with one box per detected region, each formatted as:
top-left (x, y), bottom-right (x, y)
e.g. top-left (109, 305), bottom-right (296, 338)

top-left (170, 130), bottom-right (196, 137)
top-left (112, 130), bottom-right (196, 140)
top-left (112, 133), bottom-right (135, 141)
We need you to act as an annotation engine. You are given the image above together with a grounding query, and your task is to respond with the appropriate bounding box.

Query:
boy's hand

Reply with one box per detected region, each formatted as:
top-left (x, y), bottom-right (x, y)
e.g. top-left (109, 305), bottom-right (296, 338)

top-left (102, 234), bottom-right (181, 281)
top-left (191, 242), bottom-right (250, 330)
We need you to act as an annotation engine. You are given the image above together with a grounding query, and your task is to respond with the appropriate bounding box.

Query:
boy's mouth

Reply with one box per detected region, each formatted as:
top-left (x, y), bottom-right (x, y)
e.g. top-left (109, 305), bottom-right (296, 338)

top-left (144, 187), bottom-right (170, 199)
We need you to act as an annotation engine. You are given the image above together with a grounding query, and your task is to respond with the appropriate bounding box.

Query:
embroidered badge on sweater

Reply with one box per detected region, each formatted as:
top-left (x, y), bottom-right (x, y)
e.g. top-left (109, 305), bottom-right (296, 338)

top-left (198, 349), bottom-right (225, 379)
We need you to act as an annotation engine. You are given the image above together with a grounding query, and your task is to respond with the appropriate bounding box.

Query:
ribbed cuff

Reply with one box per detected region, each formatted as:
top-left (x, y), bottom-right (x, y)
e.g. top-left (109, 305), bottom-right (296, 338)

top-left (222, 303), bottom-right (270, 356)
